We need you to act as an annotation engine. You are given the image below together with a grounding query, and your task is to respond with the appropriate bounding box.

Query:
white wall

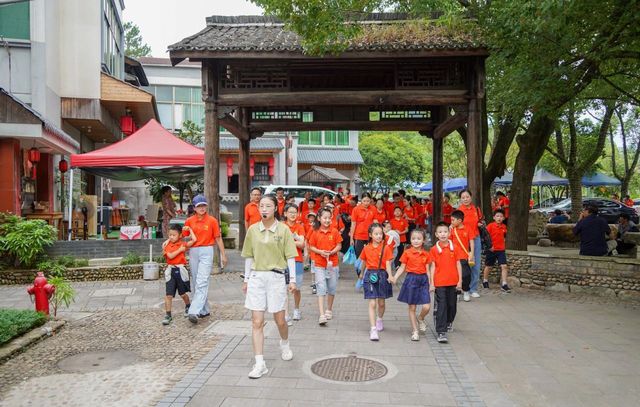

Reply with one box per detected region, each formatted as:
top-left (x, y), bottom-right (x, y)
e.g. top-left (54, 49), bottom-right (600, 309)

top-left (0, 46), bottom-right (32, 103)
top-left (58, 0), bottom-right (101, 99)
top-left (144, 64), bottom-right (201, 87)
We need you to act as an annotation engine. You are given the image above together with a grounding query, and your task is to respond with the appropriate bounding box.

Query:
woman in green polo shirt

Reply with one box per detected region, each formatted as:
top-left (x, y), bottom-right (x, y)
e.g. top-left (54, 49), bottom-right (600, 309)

top-left (242, 195), bottom-right (298, 379)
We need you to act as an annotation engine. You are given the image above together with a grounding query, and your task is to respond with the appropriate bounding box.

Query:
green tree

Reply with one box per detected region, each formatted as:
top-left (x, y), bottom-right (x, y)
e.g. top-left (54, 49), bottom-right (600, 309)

top-left (124, 21), bottom-right (152, 58)
top-left (610, 105), bottom-right (640, 197)
top-left (359, 133), bottom-right (427, 193)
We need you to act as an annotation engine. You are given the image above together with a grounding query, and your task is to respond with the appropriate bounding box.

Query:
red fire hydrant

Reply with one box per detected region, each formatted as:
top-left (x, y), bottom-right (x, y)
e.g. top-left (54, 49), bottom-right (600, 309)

top-left (27, 272), bottom-right (55, 315)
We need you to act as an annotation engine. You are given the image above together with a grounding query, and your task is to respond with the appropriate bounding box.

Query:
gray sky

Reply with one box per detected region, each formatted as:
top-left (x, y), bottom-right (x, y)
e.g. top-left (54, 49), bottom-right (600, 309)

top-left (123, 0), bottom-right (264, 57)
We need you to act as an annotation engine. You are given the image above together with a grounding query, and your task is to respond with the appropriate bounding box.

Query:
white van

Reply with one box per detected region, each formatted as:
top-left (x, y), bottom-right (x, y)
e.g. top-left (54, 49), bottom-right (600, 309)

top-left (261, 185), bottom-right (337, 205)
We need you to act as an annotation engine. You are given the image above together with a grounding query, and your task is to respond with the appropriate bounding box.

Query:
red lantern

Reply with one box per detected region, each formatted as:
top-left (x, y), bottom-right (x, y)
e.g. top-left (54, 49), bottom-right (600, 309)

top-left (120, 116), bottom-right (135, 135)
top-left (268, 157), bottom-right (275, 177)
top-left (58, 159), bottom-right (68, 173)
top-left (226, 157), bottom-right (233, 178)
top-left (250, 158), bottom-right (255, 178)
top-left (28, 147), bottom-right (41, 164)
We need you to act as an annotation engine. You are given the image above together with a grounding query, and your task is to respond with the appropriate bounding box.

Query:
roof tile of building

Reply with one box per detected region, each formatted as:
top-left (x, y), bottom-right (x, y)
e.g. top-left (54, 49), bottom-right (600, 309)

top-left (297, 148), bottom-right (364, 165)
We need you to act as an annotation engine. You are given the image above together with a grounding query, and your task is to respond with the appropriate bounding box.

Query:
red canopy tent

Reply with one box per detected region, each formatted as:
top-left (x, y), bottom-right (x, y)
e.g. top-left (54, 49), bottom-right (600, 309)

top-left (71, 119), bottom-right (204, 181)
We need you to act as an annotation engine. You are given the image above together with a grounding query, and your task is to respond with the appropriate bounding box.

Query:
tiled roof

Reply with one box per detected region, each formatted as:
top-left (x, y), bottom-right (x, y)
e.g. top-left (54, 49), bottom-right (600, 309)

top-left (169, 13), bottom-right (484, 55)
top-left (297, 149), bottom-right (364, 165)
top-left (300, 166), bottom-right (351, 182)
top-left (220, 137), bottom-right (283, 151)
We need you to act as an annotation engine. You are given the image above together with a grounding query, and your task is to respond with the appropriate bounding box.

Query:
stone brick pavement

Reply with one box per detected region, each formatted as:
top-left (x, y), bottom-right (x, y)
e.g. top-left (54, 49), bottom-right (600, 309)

top-left (1, 251), bottom-right (639, 406)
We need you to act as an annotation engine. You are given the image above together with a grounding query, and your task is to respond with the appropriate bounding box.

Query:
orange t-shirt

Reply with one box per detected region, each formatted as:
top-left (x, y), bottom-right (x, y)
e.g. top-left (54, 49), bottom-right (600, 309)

top-left (330, 213), bottom-right (345, 231)
top-left (164, 240), bottom-right (187, 265)
top-left (390, 217), bottom-right (409, 243)
top-left (486, 222), bottom-right (507, 251)
top-left (399, 247), bottom-right (431, 275)
top-left (351, 204), bottom-right (374, 240)
top-left (276, 198), bottom-right (286, 217)
top-left (359, 242), bottom-right (394, 270)
top-left (372, 209), bottom-right (387, 224)
top-left (244, 202), bottom-right (261, 227)
top-left (308, 227), bottom-right (343, 268)
top-left (286, 221), bottom-right (305, 262)
top-left (529, 199), bottom-right (535, 209)
top-left (414, 204), bottom-right (425, 226)
top-left (425, 202), bottom-right (433, 218)
top-left (184, 213), bottom-right (221, 247)
top-left (404, 206), bottom-right (416, 223)
top-left (443, 203), bottom-right (454, 224)
top-left (384, 201), bottom-right (395, 220)
top-left (429, 241), bottom-right (463, 287)
top-left (498, 196), bottom-right (510, 218)
top-left (624, 198), bottom-right (634, 207)
top-left (450, 225), bottom-right (471, 260)
top-left (458, 204), bottom-right (481, 239)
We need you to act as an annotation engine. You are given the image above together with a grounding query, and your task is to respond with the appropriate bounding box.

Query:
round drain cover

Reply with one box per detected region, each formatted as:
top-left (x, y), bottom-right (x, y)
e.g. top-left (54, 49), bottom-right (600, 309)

top-left (57, 350), bottom-right (138, 373)
top-left (310, 355), bottom-right (388, 382)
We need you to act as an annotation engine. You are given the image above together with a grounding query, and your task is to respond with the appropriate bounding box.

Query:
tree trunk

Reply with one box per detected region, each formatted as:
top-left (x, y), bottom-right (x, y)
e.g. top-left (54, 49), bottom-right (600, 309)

top-left (567, 171), bottom-right (583, 222)
top-left (507, 114), bottom-right (556, 250)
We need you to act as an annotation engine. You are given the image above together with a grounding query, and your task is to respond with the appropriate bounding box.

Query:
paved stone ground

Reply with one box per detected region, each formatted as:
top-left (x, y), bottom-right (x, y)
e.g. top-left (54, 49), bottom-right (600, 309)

top-left (1, 251), bottom-right (639, 406)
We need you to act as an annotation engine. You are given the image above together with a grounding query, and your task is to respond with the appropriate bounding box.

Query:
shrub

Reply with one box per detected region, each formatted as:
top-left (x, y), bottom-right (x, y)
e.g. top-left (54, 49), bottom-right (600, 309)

top-left (73, 258), bottom-right (89, 267)
top-left (155, 255), bottom-right (166, 264)
top-left (0, 218), bottom-right (56, 267)
top-left (49, 276), bottom-right (75, 317)
top-left (120, 252), bottom-right (142, 265)
top-left (55, 255), bottom-right (76, 268)
top-left (37, 260), bottom-right (67, 278)
top-left (0, 308), bottom-right (47, 345)
top-left (220, 221), bottom-right (229, 238)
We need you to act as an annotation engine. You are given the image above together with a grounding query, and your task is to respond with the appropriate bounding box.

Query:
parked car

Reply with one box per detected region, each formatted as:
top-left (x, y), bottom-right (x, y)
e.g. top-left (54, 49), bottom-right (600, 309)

top-left (533, 197), bottom-right (565, 209)
top-left (260, 185), bottom-right (337, 205)
top-left (633, 199), bottom-right (640, 215)
top-left (540, 198), bottom-right (639, 224)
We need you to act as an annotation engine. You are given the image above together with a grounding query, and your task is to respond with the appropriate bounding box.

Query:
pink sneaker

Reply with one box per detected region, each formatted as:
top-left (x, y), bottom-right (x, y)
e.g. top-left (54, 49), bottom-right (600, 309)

top-left (369, 328), bottom-right (379, 341)
top-left (376, 318), bottom-right (384, 332)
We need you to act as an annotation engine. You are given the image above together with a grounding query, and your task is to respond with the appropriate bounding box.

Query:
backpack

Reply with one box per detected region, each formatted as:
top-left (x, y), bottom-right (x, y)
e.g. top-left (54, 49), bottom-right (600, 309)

top-left (475, 206), bottom-right (493, 253)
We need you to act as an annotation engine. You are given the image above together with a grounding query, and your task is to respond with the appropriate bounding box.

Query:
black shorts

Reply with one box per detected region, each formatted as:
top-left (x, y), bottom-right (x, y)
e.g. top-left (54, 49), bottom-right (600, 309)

top-left (166, 267), bottom-right (190, 297)
top-left (485, 250), bottom-right (507, 266)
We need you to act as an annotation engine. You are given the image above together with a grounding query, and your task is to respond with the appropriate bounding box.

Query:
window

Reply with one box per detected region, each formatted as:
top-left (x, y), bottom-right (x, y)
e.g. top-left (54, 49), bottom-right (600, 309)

top-left (298, 130), bottom-right (349, 146)
top-left (146, 86), bottom-right (205, 131)
top-left (101, 0), bottom-right (124, 79)
top-left (0, 3), bottom-right (30, 40)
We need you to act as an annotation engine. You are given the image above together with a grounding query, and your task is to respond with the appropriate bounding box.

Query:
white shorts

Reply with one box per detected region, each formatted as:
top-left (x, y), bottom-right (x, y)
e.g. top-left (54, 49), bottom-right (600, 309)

top-left (245, 271), bottom-right (288, 313)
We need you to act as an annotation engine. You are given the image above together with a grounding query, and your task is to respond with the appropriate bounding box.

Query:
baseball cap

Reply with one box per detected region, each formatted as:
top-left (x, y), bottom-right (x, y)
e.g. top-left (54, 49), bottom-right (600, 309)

top-left (193, 195), bottom-right (208, 207)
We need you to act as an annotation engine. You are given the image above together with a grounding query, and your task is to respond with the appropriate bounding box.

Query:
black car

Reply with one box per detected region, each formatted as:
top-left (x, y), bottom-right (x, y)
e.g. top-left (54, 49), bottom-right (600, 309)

top-left (542, 198), bottom-right (639, 224)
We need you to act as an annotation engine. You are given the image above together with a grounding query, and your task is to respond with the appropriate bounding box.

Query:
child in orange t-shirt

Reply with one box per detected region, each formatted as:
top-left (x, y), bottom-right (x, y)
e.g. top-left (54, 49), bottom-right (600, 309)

top-left (450, 210), bottom-right (474, 302)
top-left (483, 209), bottom-right (511, 293)
top-left (308, 208), bottom-right (343, 326)
top-left (359, 223), bottom-right (395, 341)
top-left (162, 224), bottom-right (196, 325)
top-left (389, 229), bottom-right (432, 341)
top-left (389, 207), bottom-right (409, 267)
top-left (284, 203), bottom-right (306, 323)
top-left (429, 222), bottom-right (463, 343)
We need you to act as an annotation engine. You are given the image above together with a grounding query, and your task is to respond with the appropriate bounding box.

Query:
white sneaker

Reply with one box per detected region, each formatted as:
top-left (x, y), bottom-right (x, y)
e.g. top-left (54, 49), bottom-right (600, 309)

top-left (280, 341), bottom-right (293, 361)
top-left (248, 363), bottom-right (268, 379)
top-left (318, 315), bottom-right (328, 325)
top-left (411, 331), bottom-right (420, 341)
top-left (471, 292), bottom-right (481, 298)
top-left (325, 310), bottom-right (333, 320)
top-left (418, 319), bottom-right (427, 333)
top-left (285, 316), bottom-right (293, 326)
top-left (292, 309), bottom-right (301, 321)
top-left (463, 291), bottom-right (471, 302)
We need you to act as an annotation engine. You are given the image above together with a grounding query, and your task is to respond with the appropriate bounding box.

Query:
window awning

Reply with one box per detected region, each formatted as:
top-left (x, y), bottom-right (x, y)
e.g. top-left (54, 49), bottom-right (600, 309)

top-left (299, 165), bottom-right (351, 184)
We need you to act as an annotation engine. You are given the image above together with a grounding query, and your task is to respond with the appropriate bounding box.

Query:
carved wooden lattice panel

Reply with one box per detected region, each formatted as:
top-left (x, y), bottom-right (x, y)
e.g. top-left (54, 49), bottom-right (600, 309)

top-left (222, 65), bottom-right (288, 90)
top-left (397, 62), bottom-right (467, 88)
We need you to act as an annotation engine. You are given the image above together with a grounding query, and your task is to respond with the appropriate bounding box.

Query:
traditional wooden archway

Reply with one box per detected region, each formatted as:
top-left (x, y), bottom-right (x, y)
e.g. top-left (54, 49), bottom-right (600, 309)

top-left (170, 14), bottom-right (488, 243)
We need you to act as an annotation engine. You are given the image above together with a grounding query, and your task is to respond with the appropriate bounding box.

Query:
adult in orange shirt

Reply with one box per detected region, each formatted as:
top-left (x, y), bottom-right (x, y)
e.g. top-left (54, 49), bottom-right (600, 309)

top-left (389, 206), bottom-right (409, 267)
top-left (182, 195), bottom-right (227, 324)
top-left (245, 187), bottom-right (262, 230)
top-left (442, 194), bottom-right (454, 225)
top-left (372, 198), bottom-right (387, 224)
top-left (349, 193), bottom-right (375, 258)
top-left (450, 210), bottom-right (473, 302)
top-left (457, 189), bottom-right (483, 298)
top-left (308, 208), bottom-right (343, 325)
top-left (382, 193), bottom-right (395, 220)
top-left (429, 222), bottom-right (463, 343)
top-left (275, 187), bottom-right (286, 217)
top-left (283, 203), bottom-right (306, 321)
top-left (325, 202), bottom-right (345, 233)
top-left (483, 209), bottom-right (511, 292)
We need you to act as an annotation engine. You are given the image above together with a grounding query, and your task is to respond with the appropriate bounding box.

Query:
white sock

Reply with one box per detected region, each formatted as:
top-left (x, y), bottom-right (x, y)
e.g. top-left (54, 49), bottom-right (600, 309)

top-left (483, 279), bottom-right (489, 283)
top-left (376, 317), bottom-right (382, 321)
top-left (280, 339), bottom-right (289, 347)
top-left (502, 281), bottom-right (507, 286)
top-left (255, 355), bottom-right (264, 365)
top-left (371, 326), bottom-right (377, 331)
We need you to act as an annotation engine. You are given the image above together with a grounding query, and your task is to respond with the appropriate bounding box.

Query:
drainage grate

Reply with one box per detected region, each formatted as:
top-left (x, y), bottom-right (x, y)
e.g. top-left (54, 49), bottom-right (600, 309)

top-left (310, 355), bottom-right (388, 382)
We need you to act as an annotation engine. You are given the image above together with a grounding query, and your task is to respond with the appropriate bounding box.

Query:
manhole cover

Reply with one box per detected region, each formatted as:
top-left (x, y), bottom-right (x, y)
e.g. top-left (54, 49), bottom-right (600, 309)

top-left (310, 355), bottom-right (388, 382)
top-left (57, 350), bottom-right (139, 373)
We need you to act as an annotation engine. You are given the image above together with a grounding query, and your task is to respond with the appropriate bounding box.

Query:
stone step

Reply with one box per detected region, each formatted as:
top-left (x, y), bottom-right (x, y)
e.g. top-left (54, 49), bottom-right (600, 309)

top-left (88, 257), bottom-right (122, 267)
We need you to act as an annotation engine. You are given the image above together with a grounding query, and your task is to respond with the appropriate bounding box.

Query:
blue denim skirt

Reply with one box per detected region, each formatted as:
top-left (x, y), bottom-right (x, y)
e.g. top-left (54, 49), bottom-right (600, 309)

top-left (397, 273), bottom-right (431, 305)
top-left (363, 269), bottom-right (393, 299)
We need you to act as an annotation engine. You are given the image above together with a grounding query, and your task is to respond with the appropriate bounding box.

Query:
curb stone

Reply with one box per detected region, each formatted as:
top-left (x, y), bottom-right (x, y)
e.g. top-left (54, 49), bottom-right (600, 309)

top-left (0, 319), bottom-right (66, 363)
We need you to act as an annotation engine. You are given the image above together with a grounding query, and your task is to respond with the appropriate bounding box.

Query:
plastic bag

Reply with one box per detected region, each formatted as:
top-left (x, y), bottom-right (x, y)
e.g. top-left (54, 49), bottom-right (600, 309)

top-left (343, 245), bottom-right (356, 264)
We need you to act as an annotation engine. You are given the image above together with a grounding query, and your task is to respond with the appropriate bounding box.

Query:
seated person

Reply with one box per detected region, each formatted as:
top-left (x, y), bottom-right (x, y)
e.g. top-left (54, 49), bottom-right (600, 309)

top-left (549, 209), bottom-right (569, 224)
top-left (615, 214), bottom-right (639, 255)
top-left (573, 205), bottom-right (612, 257)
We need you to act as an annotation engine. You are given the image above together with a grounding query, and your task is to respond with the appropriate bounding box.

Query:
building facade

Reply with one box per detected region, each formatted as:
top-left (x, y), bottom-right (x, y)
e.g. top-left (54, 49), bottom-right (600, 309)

top-left (0, 0), bottom-right (156, 224)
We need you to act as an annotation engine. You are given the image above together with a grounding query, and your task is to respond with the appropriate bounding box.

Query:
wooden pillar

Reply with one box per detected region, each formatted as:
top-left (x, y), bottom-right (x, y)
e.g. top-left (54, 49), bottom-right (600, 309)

top-left (467, 57), bottom-right (485, 206)
top-left (432, 137), bottom-right (443, 229)
top-left (238, 138), bottom-right (250, 246)
top-left (203, 61), bottom-right (220, 218)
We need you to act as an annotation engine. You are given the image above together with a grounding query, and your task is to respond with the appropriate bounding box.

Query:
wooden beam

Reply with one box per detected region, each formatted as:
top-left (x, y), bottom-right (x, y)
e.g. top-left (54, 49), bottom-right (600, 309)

top-left (203, 61), bottom-right (221, 220)
top-left (238, 138), bottom-right (250, 246)
top-left (216, 90), bottom-right (468, 107)
top-left (466, 57), bottom-right (485, 206)
top-left (219, 114), bottom-right (250, 141)
top-left (433, 111), bottom-right (469, 139)
top-left (249, 120), bottom-right (434, 132)
top-left (432, 137), bottom-right (444, 232)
